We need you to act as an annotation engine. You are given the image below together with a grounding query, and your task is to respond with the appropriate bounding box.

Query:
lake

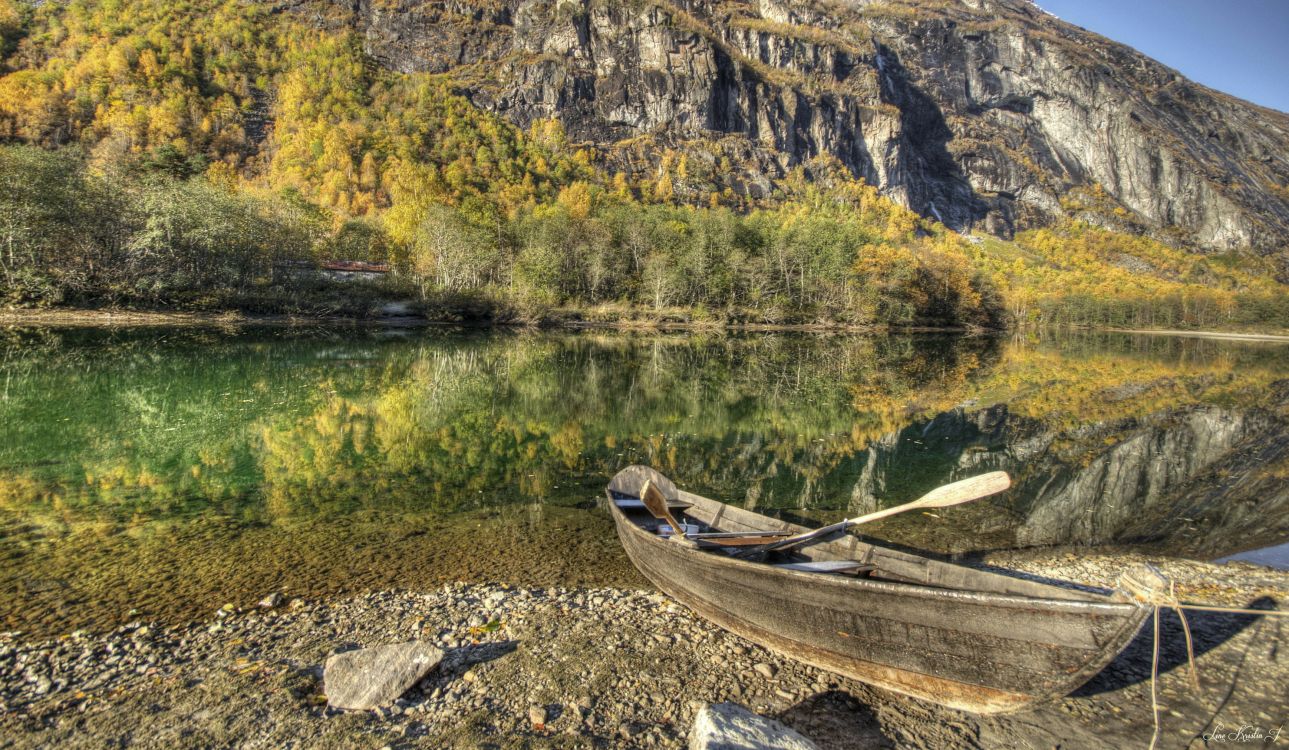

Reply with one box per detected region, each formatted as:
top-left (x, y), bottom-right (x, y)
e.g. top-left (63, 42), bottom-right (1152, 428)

top-left (1, 326), bottom-right (1286, 637)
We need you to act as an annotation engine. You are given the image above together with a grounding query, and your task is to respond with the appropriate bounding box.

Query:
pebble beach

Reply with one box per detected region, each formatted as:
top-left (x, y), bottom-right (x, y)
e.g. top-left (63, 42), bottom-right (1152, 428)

top-left (2, 553), bottom-right (1284, 749)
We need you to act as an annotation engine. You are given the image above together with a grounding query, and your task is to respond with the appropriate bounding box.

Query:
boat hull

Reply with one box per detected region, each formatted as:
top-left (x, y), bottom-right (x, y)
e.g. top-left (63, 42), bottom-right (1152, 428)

top-left (607, 471), bottom-right (1148, 714)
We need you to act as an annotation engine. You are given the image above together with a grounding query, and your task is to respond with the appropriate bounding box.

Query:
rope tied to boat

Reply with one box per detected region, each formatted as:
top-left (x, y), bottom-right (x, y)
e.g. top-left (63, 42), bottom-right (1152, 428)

top-left (1116, 563), bottom-right (1289, 750)
top-left (1119, 564), bottom-right (1201, 750)
top-left (1119, 565), bottom-right (1202, 689)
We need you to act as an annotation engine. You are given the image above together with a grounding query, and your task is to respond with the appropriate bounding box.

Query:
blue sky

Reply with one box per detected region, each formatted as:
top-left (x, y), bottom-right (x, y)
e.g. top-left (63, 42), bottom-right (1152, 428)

top-left (1036, 0), bottom-right (1289, 113)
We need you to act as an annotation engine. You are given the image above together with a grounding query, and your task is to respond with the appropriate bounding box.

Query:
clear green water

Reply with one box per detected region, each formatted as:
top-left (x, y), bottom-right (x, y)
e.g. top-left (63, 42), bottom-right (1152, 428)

top-left (1, 326), bottom-right (1286, 635)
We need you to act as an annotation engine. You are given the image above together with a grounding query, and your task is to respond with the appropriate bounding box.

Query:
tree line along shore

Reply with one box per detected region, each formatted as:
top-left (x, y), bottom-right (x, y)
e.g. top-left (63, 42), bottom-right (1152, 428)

top-left (4, 145), bottom-right (1288, 334)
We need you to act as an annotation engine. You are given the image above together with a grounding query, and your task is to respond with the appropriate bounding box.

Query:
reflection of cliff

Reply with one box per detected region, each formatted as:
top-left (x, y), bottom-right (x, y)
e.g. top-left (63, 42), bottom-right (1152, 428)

top-left (1014, 407), bottom-right (1277, 550)
top-left (843, 384), bottom-right (1289, 559)
top-left (847, 404), bottom-right (1011, 516)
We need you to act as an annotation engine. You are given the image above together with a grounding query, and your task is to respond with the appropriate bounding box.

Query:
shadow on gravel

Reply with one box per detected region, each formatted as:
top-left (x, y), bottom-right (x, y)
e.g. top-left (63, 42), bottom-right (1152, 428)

top-left (1073, 596), bottom-right (1277, 696)
top-left (775, 690), bottom-right (895, 750)
top-left (446, 640), bottom-right (519, 675)
top-left (402, 640), bottom-right (520, 706)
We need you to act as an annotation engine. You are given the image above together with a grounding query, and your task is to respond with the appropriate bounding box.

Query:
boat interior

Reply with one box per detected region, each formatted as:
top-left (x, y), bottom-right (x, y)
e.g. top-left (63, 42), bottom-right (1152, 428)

top-left (609, 488), bottom-right (1106, 603)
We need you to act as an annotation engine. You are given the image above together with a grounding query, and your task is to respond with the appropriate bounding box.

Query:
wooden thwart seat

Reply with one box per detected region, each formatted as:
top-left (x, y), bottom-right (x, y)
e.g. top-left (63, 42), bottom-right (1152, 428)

top-left (687, 530), bottom-right (791, 539)
top-left (772, 560), bottom-right (874, 574)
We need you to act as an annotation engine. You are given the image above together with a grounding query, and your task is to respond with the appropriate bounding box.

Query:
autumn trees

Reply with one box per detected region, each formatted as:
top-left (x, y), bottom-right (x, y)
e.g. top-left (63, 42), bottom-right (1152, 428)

top-left (388, 184), bottom-right (1001, 327)
top-left (974, 223), bottom-right (1289, 330)
top-left (0, 145), bottom-right (324, 307)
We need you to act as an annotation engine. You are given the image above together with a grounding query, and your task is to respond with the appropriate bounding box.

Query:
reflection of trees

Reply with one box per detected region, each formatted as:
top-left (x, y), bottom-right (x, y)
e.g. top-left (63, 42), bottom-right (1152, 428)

top-left (0, 328), bottom-right (1284, 540)
top-left (259, 392), bottom-right (372, 518)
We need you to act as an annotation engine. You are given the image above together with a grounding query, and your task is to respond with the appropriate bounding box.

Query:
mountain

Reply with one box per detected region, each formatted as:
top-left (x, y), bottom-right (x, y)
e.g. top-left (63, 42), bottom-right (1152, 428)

top-left (333, 0), bottom-right (1289, 257)
top-left (2, 0), bottom-right (1287, 326)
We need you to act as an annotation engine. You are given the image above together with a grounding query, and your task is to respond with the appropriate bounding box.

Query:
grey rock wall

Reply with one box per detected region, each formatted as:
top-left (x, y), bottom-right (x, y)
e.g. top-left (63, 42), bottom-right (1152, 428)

top-left (331, 0), bottom-right (1289, 256)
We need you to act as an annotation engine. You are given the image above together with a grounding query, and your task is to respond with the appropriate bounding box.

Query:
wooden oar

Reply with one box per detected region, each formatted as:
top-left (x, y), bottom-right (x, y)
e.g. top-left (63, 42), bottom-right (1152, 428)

top-left (640, 480), bottom-right (689, 539)
top-left (737, 471), bottom-right (1012, 557)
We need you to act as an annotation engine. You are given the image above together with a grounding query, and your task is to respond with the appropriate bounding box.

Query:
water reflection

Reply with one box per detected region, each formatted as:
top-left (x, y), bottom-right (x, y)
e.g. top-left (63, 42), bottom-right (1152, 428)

top-left (0, 326), bottom-right (1286, 632)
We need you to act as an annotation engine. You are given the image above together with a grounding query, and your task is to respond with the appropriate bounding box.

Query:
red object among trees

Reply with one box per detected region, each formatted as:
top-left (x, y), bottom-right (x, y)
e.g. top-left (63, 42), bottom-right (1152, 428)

top-left (320, 261), bottom-right (390, 274)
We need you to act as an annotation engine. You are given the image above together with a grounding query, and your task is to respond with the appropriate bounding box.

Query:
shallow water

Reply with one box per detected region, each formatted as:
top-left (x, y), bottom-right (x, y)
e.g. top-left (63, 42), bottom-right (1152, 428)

top-left (1, 326), bottom-right (1286, 635)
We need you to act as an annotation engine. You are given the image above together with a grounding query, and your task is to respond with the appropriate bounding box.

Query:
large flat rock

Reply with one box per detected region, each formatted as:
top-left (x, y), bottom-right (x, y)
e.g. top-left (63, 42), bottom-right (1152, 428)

top-left (690, 702), bottom-right (820, 750)
top-left (323, 641), bottom-right (444, 710)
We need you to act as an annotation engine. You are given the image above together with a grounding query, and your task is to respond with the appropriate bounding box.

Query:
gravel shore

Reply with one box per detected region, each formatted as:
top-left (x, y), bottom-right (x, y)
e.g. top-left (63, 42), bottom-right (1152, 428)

top-left (1, 555), bottom-right (1284, 749)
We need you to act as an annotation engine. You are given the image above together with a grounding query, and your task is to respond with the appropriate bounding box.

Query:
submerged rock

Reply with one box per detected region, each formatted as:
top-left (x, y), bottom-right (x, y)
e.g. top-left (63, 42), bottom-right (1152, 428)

top-left (690, 702), bottom-right (819, 750)
top-left (324, 641), bottom-right (444, 711)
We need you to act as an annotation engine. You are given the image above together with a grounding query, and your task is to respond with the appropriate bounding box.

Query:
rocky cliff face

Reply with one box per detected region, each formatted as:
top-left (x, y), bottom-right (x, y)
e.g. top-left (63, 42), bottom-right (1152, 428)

top-left (328, 0), bottom-right (1289, 255)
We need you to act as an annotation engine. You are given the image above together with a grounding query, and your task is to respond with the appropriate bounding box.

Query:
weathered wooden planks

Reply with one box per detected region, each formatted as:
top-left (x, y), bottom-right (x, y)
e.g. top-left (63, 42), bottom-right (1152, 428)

top-left (606, 466), bottom-right (1150, 714)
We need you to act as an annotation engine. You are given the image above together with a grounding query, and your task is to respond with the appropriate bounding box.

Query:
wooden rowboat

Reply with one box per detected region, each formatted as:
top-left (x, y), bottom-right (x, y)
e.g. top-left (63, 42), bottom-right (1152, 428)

top-left (606, 466), bottom-right (1150, 714)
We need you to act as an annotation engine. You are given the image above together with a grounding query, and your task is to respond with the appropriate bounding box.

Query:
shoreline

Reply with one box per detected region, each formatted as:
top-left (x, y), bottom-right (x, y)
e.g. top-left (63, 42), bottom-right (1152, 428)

top-left (0, 307), bottom-right (974, 334)
top-left (0, 308), bottom-right (391, 328)
top-left (1105, 327), bottom-right (1289, 343)
top-left (6, 307), bottom-right (1289, 339)
top-left (1, 554), bottom-right (1284, 749)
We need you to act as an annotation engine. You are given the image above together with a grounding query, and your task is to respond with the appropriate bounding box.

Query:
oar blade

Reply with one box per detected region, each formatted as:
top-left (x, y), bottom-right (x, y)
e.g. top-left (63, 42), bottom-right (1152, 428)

top-left (640, 480), bottom-right (688, 539)
top-left (640, 480), bottom-right (667, 519)
top-left (917, 471), bottom-right (1011, 509)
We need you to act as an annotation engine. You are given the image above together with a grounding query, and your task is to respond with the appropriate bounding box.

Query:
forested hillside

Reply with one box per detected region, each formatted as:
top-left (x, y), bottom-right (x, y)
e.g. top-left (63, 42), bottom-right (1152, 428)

top-left (0, 0), bottom-right (1286, 329)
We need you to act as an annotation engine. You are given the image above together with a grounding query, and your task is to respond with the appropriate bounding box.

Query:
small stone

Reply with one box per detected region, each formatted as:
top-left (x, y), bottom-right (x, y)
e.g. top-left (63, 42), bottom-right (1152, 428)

top-left (528, 704), bottom-right (548, 726)
top-left (618, 721), bottom-right (642, 739)
top-left (753, 663), bottom-right (777, 679)
top-left (258, 593), bottom-right (283, 609)
top-left (462, 670), bottom-right (477, 683)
